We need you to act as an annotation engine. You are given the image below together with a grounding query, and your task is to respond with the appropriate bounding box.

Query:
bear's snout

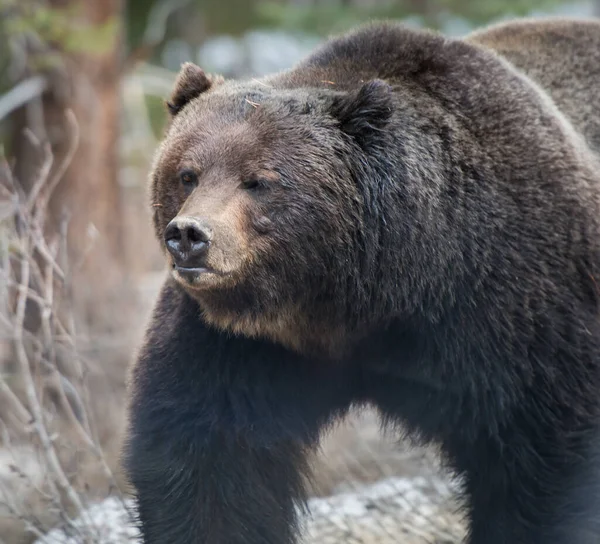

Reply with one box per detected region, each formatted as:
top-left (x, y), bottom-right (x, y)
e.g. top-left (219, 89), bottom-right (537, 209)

top-left (164, 217), bottom-right (212, 277)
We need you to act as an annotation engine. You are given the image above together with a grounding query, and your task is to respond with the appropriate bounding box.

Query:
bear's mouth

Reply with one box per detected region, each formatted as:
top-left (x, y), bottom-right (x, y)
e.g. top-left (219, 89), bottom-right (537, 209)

top-left (170, 262), bottom-right (235, 290)
top-left (173, 264), bottom-right (213, 283)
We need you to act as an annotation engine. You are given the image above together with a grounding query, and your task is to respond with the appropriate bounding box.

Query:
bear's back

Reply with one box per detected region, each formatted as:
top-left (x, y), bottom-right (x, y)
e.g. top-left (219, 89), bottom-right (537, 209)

top-left (276, 19), bottom-right (599, 159)
top-left (467, 18), bottom-right (600, 158)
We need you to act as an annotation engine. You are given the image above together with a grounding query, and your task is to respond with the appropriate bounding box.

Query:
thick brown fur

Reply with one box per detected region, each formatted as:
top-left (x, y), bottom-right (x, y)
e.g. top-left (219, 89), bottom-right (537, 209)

top-left (125, 18), bottom-right (600, 544)
top-left (467, 18), bottom-right (600, 156)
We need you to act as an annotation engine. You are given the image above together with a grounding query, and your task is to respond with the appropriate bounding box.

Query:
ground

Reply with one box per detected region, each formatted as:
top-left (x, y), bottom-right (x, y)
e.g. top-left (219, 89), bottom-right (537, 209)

top-left (36, 473), bottom-right (464, 544)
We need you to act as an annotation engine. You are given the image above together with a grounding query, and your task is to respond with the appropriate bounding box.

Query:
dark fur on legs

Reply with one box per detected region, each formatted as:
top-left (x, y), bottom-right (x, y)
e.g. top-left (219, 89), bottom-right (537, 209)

top-left (126, 278), bottom-right (600, 543)
top-left (124, 281), bottom-right (359, 543)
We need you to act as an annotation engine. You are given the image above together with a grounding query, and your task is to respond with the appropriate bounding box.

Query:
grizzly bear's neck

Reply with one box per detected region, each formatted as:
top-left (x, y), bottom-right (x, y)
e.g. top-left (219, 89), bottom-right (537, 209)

top-left (193, 292), bottom-right (351, 359)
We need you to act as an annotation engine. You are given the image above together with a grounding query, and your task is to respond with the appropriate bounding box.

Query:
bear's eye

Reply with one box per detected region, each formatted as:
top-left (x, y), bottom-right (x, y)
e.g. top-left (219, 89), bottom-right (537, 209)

top-left (240, 178), bottom-right (262, 191)
top-left (179, 170), bottom-right (198, 191)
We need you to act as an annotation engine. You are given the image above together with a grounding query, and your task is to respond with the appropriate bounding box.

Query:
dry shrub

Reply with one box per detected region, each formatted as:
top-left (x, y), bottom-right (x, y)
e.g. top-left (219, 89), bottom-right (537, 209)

top-left (0, 115), bottom-right (133, 543)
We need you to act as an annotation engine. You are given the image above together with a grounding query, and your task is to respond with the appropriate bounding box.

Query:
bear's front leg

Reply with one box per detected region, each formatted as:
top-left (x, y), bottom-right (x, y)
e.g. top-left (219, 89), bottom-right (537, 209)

top-left (452, 421), bottom-right (600, 544)
top-left (126, 426), bottom-right (310, 543)
top-left (123, 280), bottom-right (355, 543)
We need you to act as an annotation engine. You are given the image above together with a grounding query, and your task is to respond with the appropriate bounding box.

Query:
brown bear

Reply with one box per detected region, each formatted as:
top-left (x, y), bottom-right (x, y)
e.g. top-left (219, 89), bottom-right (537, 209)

top-left (124, 17), bottom-right (600, 544)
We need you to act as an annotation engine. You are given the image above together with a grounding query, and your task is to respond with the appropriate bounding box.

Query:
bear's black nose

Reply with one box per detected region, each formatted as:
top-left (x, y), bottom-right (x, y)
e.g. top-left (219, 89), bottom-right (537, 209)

top-left (164, 217), bottom-right (211, 269)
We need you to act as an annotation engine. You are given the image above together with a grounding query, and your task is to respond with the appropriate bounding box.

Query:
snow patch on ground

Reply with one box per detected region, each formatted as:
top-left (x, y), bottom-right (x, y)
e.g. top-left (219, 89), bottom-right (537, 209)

top-left (37, 475), bottom-right (465, 544)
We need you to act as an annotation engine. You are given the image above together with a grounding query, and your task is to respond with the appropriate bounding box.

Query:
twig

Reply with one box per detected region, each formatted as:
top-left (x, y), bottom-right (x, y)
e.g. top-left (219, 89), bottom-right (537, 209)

top-left (13, 240), bottom-right (88, 521)
top-left (42, 110), bottom-right (80, 205)
top-left (0, 378), bottom-right (31, 426)
top-left (0, 76), bottom-right (47, 121)
top-left (25, 141), bottom-right (53, 216)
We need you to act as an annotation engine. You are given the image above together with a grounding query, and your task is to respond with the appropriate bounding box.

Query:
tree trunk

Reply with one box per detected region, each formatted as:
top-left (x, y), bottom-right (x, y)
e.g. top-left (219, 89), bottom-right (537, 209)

top-left (13, 0), bottom-right (130, 333)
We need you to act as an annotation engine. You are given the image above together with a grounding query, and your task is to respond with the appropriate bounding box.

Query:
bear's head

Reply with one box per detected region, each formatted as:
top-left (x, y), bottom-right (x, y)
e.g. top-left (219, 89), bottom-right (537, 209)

top-left (150, 63), bottom-right (394, 356)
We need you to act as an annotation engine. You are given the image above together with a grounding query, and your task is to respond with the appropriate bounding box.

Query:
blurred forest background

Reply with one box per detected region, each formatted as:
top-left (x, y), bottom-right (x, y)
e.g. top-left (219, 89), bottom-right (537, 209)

top-left (0, 0), bottom-right (598, 542)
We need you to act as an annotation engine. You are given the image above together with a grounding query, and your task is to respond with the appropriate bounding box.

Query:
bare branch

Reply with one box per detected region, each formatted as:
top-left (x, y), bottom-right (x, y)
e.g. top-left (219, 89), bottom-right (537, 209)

top-left (13, 246), bottom-right (87, 516)
top-left (1, 111), bottom-right (123, 540)
top-left (0, 76), bottom-right (47, 121)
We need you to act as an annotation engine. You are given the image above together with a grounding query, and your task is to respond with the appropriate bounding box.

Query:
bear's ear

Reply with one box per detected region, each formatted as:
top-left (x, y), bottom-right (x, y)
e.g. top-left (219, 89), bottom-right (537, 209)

top-left (166, 62), bottom-right (223, 116)
top-left (329, 79), bottom-right (393, 146)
